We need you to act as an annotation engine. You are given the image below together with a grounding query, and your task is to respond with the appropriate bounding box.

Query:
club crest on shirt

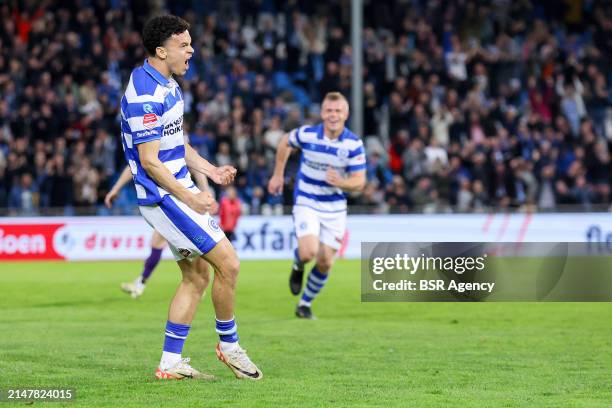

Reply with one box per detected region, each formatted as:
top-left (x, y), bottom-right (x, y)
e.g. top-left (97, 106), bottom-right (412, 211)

top-left (300, 222), bottom-right (308, 230)
top-left (143, 113), bottom-right (158, 128)
top-left (337, 147), bottom-right (349, 159)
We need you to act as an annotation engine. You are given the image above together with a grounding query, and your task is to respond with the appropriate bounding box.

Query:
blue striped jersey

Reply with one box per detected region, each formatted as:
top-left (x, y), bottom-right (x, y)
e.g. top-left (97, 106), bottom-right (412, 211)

top-left (120, 60), bottom-right (193, 205)
top-left (288, 123), bottom-right (366, 212)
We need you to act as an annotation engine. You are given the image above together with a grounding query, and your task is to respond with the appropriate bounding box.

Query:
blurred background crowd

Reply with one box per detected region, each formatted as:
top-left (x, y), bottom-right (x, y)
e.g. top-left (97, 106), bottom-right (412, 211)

top-left (0, 0), bottom-right (610, 216)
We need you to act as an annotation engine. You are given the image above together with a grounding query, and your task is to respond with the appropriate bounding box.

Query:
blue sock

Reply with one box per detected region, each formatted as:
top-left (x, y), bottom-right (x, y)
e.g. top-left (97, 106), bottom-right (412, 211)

top-left (294, 248), bottom-right (304, 268)
top-left (300, 266), bottom-right (328, 306)
top-left (163, 320), bottom-right (190, 354)
top-left (216, 317), bottom-right (239, 344)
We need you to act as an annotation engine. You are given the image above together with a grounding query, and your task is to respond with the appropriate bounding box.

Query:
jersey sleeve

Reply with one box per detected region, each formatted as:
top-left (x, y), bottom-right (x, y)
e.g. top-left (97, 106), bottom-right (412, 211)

top-left (346, 141), bottom-right (367, 173)
top-left (287, 127), bottom-right (303, 149)
top-left (124, 101), bottom-right (165, 145)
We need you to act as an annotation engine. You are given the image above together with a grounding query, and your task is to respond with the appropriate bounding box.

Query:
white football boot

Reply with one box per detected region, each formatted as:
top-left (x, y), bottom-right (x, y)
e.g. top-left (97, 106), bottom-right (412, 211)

top-left (120, 277), bottom-right (145, 298)
top-left (216, 344), bottom-right (263, 380)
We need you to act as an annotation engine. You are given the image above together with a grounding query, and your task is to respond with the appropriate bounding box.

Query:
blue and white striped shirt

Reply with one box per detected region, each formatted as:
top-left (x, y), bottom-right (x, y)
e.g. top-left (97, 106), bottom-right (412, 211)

top-left (289, 124), bottom-right (366, 212)
top-left (120, 60), bottom-right (193, 205)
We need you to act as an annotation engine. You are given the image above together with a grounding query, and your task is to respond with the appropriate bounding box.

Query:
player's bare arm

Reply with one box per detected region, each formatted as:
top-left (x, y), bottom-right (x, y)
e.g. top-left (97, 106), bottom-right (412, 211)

top-left (105, 164), bottom-right (217, 213)
top-left (326, 168), bottom-right (366, 192)
top-left (267, 133), bottom-right (294, 195)
top-left (184, 143), bottom-right (236, 186)
top-left (104, 165), bottom-right (133, 208)
top-left (137, 140), bottom-right (209, 214)
top-left (192, 171), bottom-right (218, 214)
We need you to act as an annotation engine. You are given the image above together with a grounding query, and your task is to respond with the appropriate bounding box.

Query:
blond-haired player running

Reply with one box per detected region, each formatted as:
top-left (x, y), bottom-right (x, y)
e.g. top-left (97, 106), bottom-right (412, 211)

top-left (268, 92), bottom-right (366, 319)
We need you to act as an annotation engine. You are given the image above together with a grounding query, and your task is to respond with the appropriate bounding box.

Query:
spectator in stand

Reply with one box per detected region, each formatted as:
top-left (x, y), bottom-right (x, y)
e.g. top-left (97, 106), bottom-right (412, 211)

top-left (8, 172), bottom-right (36, 215)
top-left (219, 186), bottom-right (242, 243)
top-left (0, 0), bottom-right (610, 216)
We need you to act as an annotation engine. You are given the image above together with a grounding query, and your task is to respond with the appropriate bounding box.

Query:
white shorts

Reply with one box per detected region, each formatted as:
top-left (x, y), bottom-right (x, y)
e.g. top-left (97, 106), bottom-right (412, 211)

top-left (139, 194), bottom-right (225, 261)
top-left (293, 205), bottom-right (347, 250)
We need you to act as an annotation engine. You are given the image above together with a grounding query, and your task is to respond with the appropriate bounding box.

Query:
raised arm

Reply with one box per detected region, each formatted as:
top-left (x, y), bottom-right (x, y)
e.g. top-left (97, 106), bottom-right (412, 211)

top-left (192, 170), bottom-right (211, 192)
top-left (327, 140), bottom-right (367, 193)
top-left (267, 133), bottom-right (294, 195)
top-left (185, 143), bottom-right (236, 185)
top-left (104, 166), bottom-right (133, 208)
top-left (138, 140), bottom-right (207, 213)
top-left (192, 170), bottom-right (218, 214)
top-left (326, 169), bottom-right (366, 192)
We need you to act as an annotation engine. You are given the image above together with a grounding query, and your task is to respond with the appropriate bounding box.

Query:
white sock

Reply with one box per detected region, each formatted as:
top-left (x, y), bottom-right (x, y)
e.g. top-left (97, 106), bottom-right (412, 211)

top-left (134, 277), bottom-right (145, 290)
top-left (159, 351), bottom-right (181, 370)
top-left (220, 341), bottom-right (240, 352)
top-left (298, 299), bottom-right (311, 307)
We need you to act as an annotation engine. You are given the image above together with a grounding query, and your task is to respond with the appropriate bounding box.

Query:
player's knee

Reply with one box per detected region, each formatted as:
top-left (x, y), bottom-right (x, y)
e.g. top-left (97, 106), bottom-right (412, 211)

top-left (219, 257), bottom-right (240, 286)
top-left (193, 261), bottom-right (211, 290)
top-left (229, 258), bottom-right (240, 277)
top-left (195, 276), bottom-right (208, 296)
top-left (299, 247), bottom-right (317, 262)
top-left (317, 258), bottom-right (333, 273)
top-left (182, 272), bottom-right (207, 295)
top-left (198, 270), bottom-right (211, 291)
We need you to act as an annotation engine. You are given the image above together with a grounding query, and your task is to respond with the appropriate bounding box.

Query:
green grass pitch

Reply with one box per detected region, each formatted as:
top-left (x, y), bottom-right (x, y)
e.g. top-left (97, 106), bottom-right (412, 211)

top-left (1, 260), bottom-right (611, 407)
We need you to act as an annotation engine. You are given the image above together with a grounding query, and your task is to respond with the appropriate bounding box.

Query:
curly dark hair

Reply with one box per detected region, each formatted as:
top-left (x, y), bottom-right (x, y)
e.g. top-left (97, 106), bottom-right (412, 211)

top-left (142, 15), bottom-right (190, 56)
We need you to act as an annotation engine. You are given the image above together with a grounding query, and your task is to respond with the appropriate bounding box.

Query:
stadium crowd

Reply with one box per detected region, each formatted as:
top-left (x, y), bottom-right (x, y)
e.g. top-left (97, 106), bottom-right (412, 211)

top-left (0, 0), bottom-right (610, 215)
